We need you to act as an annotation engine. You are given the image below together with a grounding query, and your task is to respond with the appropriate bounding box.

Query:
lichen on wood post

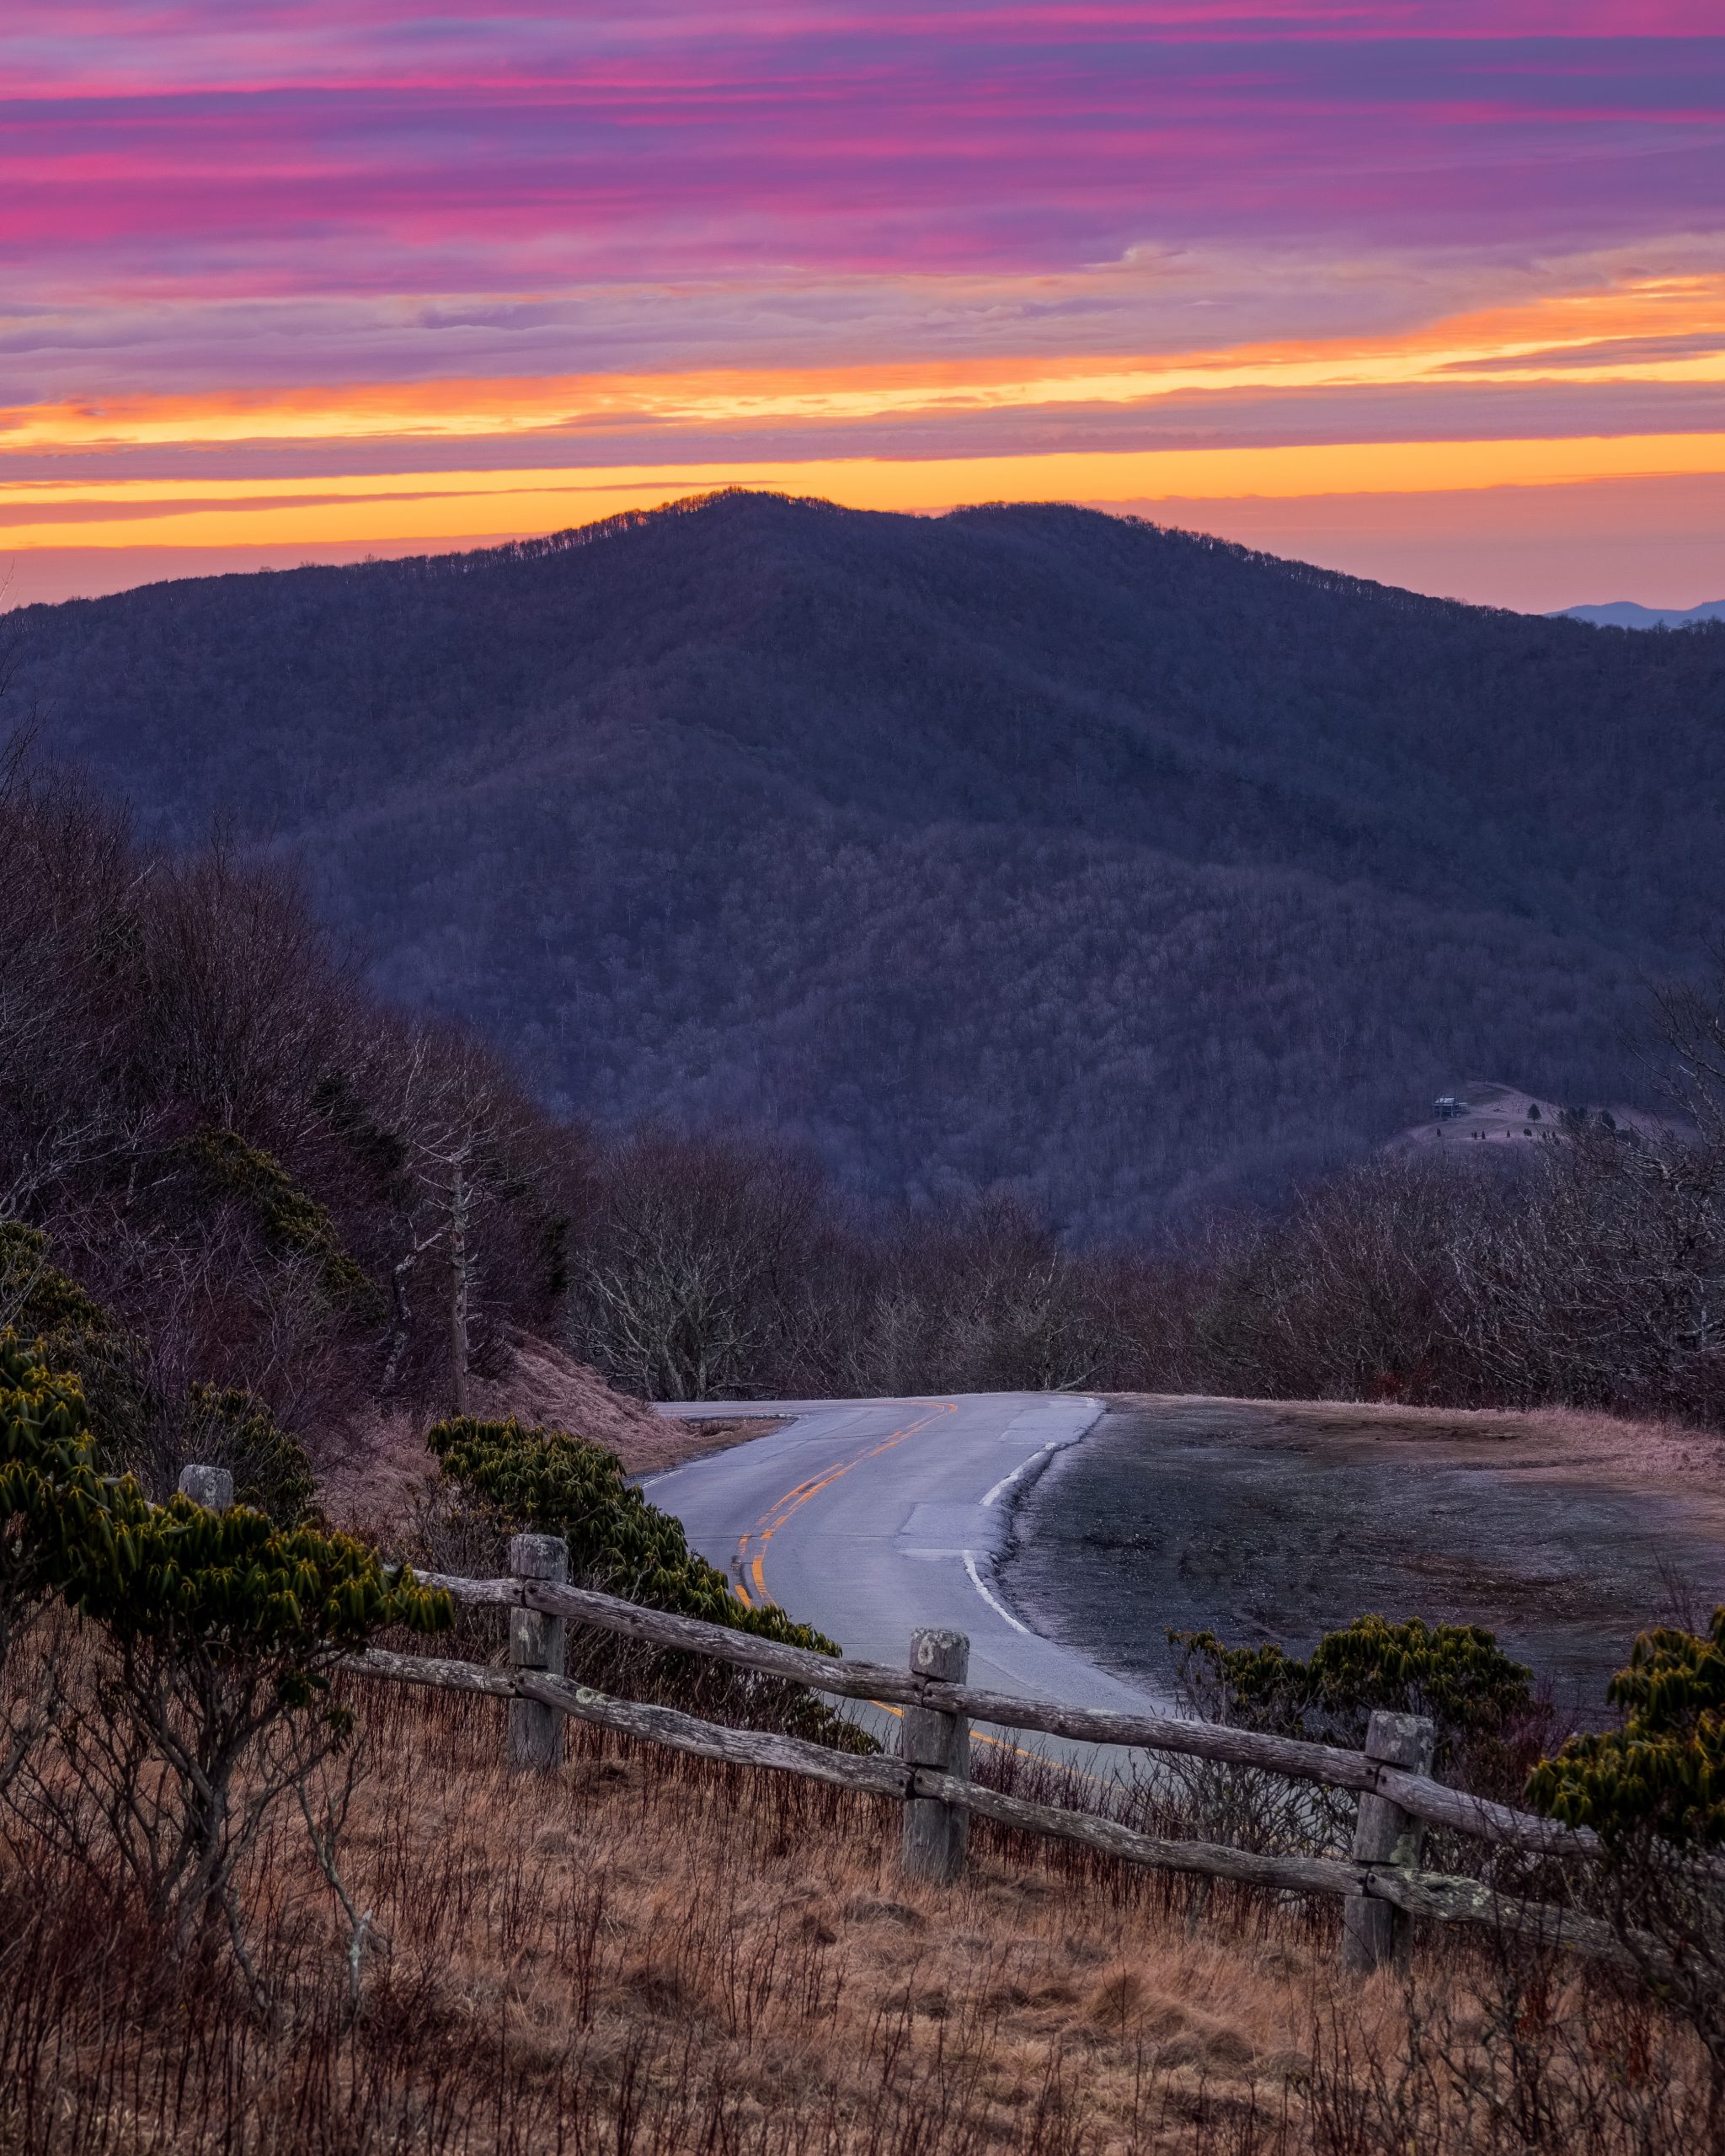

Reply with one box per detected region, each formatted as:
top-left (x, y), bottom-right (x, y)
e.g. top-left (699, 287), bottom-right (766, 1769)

top-left (507, 1533), bottom-right (569, 1770)
top-left (177, 1463), bottom-right (234, 1511)
top-left (1343, 1709), bottom-right (1436, 1974)
top-left (900, 1628), bottom-right (970, 1884)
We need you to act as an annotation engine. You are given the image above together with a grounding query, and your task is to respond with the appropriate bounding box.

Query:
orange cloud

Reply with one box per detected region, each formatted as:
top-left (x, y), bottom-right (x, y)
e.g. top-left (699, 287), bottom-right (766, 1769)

top-left (7, 275), bottom-right (1725, 456)
top-left (9, 434), bottom-right (1725, 552)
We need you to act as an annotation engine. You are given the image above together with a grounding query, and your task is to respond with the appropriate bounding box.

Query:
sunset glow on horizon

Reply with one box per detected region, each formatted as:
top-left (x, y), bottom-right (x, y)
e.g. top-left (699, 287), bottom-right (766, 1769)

top-left (7, 3), bottom-right (1724, 611)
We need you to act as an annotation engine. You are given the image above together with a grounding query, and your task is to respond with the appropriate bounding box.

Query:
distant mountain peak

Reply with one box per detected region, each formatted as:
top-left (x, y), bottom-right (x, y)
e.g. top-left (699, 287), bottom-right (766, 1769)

top-left (1553, 598), bottom-right (1725, 630)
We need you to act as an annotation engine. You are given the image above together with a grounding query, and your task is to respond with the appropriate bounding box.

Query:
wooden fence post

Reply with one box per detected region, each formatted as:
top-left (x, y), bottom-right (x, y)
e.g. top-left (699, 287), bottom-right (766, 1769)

top-left (900, 1628), bottom-right (970, 1885)
top-left (508, 1533), bottom-right (569, 1771)
top-left (177, 1463), bottom-right (233, 1511)
top-left (1343, 1709), bottom-right (1437, 1974)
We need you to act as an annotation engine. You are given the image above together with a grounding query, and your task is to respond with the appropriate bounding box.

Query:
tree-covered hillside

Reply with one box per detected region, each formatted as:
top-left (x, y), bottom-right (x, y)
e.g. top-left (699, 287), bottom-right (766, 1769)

top-left (13, 490), bottom-right (1725, 1229)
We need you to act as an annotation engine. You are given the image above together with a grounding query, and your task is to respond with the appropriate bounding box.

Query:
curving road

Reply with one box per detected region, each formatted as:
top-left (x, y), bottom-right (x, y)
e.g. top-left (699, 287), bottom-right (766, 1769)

top-left (644, 1393), bottom-right (1167, 1751)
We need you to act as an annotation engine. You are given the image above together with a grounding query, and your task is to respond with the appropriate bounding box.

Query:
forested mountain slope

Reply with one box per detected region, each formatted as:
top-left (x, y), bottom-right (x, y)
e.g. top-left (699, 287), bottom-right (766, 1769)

top-left (13, 489), bottom-right (1725, 1230)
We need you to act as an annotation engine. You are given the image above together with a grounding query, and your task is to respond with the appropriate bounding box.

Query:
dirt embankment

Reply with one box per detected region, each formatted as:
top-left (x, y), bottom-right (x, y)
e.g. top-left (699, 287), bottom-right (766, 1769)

top-left (1006, 1396), bottom-right (1725, 1715)
top-left (318, 1335), bottom-right (784, 1529)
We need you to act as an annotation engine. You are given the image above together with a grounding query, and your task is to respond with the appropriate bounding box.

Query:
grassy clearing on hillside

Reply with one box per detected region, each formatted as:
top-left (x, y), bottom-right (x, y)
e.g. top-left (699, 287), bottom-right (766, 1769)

top-left (0, 1628), bottom-right (1712, 2154)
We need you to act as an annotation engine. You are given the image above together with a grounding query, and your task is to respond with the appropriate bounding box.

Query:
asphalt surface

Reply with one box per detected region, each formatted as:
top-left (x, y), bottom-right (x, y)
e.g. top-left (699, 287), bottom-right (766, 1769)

top-left (645, 1394), bottom-right (1167, 1753)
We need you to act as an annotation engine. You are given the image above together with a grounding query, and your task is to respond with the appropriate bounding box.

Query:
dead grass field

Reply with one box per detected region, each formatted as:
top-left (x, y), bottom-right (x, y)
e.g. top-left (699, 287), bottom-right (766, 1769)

top-left (1, 1653), bottom-right (1711, 2156)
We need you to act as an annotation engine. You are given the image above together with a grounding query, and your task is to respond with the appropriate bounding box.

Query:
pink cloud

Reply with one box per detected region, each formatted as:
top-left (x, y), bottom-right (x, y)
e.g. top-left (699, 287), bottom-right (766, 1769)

top-left (3, 28), bottom-right (1719, 304)
top-left (1, 0), bottom-right (1720, 512)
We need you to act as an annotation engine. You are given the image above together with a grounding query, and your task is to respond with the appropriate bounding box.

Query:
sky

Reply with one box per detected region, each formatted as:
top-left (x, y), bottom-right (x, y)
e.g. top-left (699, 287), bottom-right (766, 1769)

top-left (4, 2), bottom-right (1724, 611)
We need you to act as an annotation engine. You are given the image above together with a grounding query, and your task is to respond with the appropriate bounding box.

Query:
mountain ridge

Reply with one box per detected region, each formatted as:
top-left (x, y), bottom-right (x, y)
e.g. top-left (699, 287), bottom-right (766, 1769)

top-left (11, 489), bottom-right (1724, 1231)
top-left (1556, 598), bottom-right (1725, 630)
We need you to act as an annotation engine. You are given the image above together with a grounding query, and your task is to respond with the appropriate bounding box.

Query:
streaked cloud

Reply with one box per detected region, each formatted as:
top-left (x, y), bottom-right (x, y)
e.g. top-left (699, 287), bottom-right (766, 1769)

top-left (10, 434), bottom-right (1725, 556)
top-left (7, 274), bottom-right (1725, 456)
top-left (3, 3), bottom-right (1722, 608)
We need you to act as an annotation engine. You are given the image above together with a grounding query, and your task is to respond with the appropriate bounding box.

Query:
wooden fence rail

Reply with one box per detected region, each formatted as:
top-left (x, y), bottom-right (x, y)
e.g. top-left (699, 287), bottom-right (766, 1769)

top-left (176, 1470), bottom-right (1632, 1983)
top-left (342, 1639), bottom-right (1635, 1977)
top-left (402, 1563), bottom-right (1599, 1861)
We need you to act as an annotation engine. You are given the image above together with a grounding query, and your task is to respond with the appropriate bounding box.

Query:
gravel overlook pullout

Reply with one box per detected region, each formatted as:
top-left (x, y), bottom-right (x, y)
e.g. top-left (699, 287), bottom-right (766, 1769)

top-left (1004, 1397), bottom-right (1725, 1718)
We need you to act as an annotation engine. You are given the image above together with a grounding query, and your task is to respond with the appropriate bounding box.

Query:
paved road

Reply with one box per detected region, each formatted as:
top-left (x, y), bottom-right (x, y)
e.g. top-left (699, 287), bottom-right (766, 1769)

top-left (645, 1394), bottom-right (1167, 1756)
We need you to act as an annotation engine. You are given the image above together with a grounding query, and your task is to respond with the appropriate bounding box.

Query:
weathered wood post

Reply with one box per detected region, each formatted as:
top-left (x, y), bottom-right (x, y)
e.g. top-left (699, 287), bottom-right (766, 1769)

top-left (177, 1463), bottom-right (233, 1511)
top-left (1343, 1709), bottom-right (1436, 1974)
top-left (900, 1628), bottom-right (970, 1885)
top-left (508, 1532), bottom-right (569, 1771)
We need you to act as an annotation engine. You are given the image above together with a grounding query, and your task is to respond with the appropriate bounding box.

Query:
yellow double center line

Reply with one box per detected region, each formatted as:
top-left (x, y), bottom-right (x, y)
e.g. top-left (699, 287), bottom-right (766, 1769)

top-left (731, 1401), bottom-right (1107, 1785)
top-left (732, 1400), bottom-right (958, 1609)
top-left (729, 1396), bottom-right (1121, 1785)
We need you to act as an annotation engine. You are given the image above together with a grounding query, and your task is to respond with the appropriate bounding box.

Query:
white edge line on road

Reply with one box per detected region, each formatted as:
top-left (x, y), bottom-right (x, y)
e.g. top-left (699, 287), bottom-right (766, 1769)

top-left (980, 1401), bottom-right (1103, 1508)
top-left (964, 1550), bottom-right (1032, 1635)
top-left (971, 1399), bottom-right (1107, 1642)
top-left (981, 1438), bottom-right (1066, 1508)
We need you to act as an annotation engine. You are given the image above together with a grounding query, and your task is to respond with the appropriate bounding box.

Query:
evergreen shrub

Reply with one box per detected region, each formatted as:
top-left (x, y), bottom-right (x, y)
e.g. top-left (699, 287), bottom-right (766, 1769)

top-left (181, 1127), bottom-right (378, 1310)
top-left (1526, 1613), bottom-right (1725, 2094)
top-left (181, 1384), bottom-right (318, 1527)
top-left (1176, 1612), bottom-right (1549, 1797)
top-left (425, 1413), bottom-right (872, 1748)
top-left (1529, 1612), bottom-right (1725, 1847)
top-left (1, 1329), bottom-right (449, 1955)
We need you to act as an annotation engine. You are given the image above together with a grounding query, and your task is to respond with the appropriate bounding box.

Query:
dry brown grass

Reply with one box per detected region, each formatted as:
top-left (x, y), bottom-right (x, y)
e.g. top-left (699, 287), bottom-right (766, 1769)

top-left (1110, 1392), bottom-right (1725, 1490)
top-left (0, 1654), bottom-right (1713, 2155)
top-left (644, 1415), bottom-right (794, 1470)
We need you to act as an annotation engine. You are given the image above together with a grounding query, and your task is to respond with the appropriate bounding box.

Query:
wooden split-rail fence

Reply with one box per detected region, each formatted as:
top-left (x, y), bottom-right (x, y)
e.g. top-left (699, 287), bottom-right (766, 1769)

top-left (182, 1468), bottom-right (1618, 1978)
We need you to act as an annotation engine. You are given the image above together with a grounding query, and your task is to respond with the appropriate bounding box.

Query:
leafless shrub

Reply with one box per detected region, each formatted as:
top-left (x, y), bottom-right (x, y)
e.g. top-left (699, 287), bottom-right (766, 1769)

top-left (0, 751), bottom-right (583, 1474)
top-left (568, 1125), bottom-right (841, 1401)
top-left (8, 1623), bottom-right (362, 2011)
top-left (1304, 1928), bottom-right (1710, 2154)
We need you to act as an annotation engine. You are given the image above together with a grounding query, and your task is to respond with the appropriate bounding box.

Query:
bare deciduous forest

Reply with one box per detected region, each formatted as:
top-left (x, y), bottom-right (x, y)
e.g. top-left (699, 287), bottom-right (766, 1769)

top-left (12, 490), bottom-right (1725, 1228)
top-left (3, 737), bottom-right (1722, 1458)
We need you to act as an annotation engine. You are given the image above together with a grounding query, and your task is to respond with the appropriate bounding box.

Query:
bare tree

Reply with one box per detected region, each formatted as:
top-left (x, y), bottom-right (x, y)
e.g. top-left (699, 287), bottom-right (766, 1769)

top-left (356, 1019), bottom-right (551, 1410)
top-left (569, 1129), bottom-right (830, 1400)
